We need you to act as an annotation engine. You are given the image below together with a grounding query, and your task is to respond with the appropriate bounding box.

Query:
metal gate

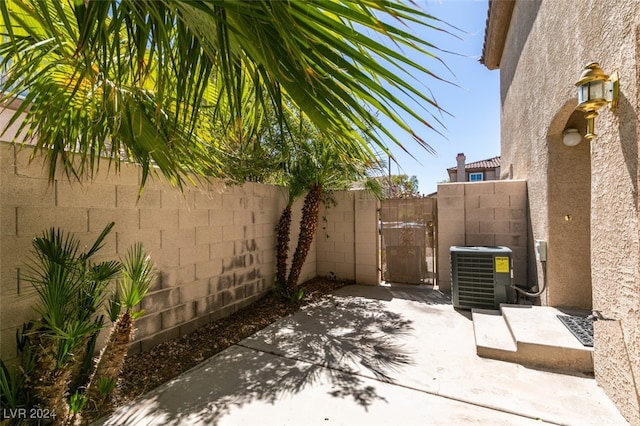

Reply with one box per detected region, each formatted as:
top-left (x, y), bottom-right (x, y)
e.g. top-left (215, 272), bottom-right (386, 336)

top-left (380, 197), bottom-right (437, 285)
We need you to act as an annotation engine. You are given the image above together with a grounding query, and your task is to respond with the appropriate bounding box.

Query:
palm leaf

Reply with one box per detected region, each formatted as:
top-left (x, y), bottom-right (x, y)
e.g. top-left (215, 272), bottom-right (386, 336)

top-left (0, 0), bottom-right (456, 188)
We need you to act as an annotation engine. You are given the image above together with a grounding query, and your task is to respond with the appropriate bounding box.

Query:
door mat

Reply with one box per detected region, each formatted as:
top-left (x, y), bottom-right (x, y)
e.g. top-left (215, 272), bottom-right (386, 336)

top-left (557, 315), bottom-right (593, 347)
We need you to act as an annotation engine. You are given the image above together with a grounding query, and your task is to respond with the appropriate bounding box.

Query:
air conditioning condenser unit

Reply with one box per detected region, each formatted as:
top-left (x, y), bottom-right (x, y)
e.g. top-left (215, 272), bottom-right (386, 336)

top-left (450, 246), bottom-right (512, 310)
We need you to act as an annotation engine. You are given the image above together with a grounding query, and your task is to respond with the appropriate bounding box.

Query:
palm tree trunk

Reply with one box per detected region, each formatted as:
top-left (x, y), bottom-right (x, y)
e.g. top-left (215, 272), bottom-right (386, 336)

top-left (287, 184), bottom-right (322, 289)
top-left (30, 335), bottom-right (71, 425)
top-left (276, 205), bottom-right (292, 286)
top-left (85, 312), bottom-right (134, 412)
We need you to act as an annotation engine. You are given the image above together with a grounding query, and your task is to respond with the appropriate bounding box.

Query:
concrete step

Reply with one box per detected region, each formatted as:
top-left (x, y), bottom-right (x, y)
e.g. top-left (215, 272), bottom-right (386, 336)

top-left (472, 304), bottom-right (593, 373)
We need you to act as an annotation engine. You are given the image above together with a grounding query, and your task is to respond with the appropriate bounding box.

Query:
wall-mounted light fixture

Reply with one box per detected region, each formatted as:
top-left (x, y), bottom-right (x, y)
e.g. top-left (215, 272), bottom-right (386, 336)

top-left (575, 62), bottom-right (619, 139)
top-left (562, 128), bottom-right (582, 146)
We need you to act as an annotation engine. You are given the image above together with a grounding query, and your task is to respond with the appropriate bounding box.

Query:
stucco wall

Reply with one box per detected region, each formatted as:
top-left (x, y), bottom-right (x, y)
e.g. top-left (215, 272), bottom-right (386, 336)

top-left (0, 137), bottom-right (379, 363)
top-left (437, 180), bottom-right (528, 293)
top-left (498, 0), bottom-right (640, 422)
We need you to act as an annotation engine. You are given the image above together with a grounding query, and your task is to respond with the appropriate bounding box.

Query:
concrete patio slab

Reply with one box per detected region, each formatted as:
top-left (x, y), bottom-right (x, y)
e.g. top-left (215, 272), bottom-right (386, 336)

top-left (96, 284), bottom-right (628, 425)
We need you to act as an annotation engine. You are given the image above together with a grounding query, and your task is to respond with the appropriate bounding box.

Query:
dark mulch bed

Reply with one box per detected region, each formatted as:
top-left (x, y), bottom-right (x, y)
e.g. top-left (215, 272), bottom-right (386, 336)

top-left (108, 277), bottom-right (347, 415)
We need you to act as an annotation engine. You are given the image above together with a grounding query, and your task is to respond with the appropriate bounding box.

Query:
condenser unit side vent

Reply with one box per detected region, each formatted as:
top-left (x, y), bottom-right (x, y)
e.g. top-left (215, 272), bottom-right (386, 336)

top-left (450, 246), bottom-right (512, 310)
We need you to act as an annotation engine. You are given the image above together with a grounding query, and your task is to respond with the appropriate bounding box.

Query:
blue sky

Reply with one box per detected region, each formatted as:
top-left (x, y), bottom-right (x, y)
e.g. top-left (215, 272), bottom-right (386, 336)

top-left (381, 0), bottom-right (500, 194)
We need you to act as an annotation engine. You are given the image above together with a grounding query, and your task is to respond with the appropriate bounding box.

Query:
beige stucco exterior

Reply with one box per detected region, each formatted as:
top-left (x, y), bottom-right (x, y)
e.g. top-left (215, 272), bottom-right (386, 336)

top-left (483, 0), bottom-right (640, 422)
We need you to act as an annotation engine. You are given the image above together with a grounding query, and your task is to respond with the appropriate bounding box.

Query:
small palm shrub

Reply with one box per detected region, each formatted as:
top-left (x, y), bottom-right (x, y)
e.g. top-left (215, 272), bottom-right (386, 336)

top-left (86, 242), bottom-right (156, 412)
top-left (24, 223), bottom-right (120, 422)
top-left (0, 223), bottom-right (156, 425)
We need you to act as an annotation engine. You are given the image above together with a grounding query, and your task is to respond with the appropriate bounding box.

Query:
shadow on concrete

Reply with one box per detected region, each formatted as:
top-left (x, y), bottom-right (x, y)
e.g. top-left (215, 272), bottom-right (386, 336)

top-left (333, 283), bottom-right (452, 306)
top-left (102, 296), bottom-right (415, 425)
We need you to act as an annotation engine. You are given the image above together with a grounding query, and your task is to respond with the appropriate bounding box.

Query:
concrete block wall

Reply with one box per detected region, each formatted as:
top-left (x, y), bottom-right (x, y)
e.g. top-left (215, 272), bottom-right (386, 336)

top-left (0, 137), bottom-right (380, 362)
top-left (437, 180), bottom-right (528, 292)
top-left (0, 142), bottom-right (292, 360)
top-left (316, 190), bottom-right (380, 285)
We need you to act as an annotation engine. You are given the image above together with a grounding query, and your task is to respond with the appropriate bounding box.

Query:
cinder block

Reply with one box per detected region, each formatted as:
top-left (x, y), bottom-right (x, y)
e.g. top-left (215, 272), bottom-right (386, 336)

top-left (438, 233), bottom-right (465, 250)
top-left (56, 181), bottom-right (116, 209)
top-left (0, 143), bottom-right (16, 174)
top-left (79, 230), bottom-right (117, 259)
top-left (465, 181), bottom-right (495, 195)
top-left (127, 340), bottom-right (142, 356)
top-left (494, 208), bottom-right (526, 221)
top-left (222, 194), bottom-right (249, 211)
top-left (17, 206), bottom-right (88, 237)
top-left (134, 312), bottom-right (162, 338)
top-left (479, 193), bottom-right (510, 209)
top-left (438, 218), bottom-right (465, 236)
top-left (480, 221), bottom-right (510, 234)
top-left (0, 293), bottom-right (38, 330)
top-left (195, 226), bottom-right (223, 246)
top-left (179, 279), bottom-right (211, 303)
top-left (176, 264), bottom-right (196, 285)
top-left (1, 328), bottom-right (19, 361)
top-left (89, 162), bottom-right (139, 186)
top-left (253, 209), bottom-right (274, 225)
top-left (333, 264), bottom-right (355, 280)
top-left (355, 241), bottom-right (375, 256)
top-left (178, 315), bottom-right (210, 337)
top-left (495, 180), bottom-right (527, 195)
top-left (438, 195), bottom-right (465, 210)
top-left (141, 288), bottom-right (180, 313)
top-left (159, 268), bottom-right (178, 287)
top-left (437, 183), bottom-right (465, 196)
top-left (222, 224), bottom-right (246, 242)
top-left (1, 176), bottom-right (55, 207)
top-left (195, 259), bottom-right (222, 280)
top-left (139, 208), bottom-right (178, 229)
top-left (355, 233), bottom-right (377, 248)
top-left (494, 234), bottom-right (524, 248)
top-left (179, 208), bottom-right (209, 229)
top-left (116, 228), bottom-right (161, 254)
top-left (262, 222), bottom-right (279, 239)
top-left (465, 208), bottom-right (495, 222)
top-left (89, 208), bottom-right (139, 234)
top-left (161, 303), bottom-right (190, 329)
top-left (202, 293), bottom-right (222, 315)
top-left (465, 234), bottom-right (496, 246)
top-left (210, 210), bottom-right (234, 227)
top-left (153, 247), bottom-right (180, 270)
top-left (233, 210), bottom-right (254, 226)
top-left (161, 228), bottom-right (195, 249)
top-left (461, 220), bottom-right (479, 234)
top-left (509, 192), bottom-right (528, 208)
top-left (210, 241), bottom-right (234, 261)
top-left (116, 186), bottom-right (161, 209)
top-left (232, 184), bottom-right (251, 196)
top-left (13, 146), bottom-right (50, 178)
top-left (179, 244), bottom-right (210, 266)
top-left (510, 220), bottom-right (527, 234)
top-left (138, 327), bottom-right (180, 352)
top-left (161, 190), bottom-right (195, 210)
top-left (464, 195), bottom-right (480, 210)
top-left (195, 190), bottom-right (222, 210)
top-left (1, 206), bottom-right (17, 237)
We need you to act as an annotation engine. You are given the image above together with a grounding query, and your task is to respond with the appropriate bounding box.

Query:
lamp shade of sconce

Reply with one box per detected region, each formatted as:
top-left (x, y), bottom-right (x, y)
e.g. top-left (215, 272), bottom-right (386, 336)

top-left (562, 128), bottom-right (582, 146)
top-left (574, 63), bottom-right (619, 139)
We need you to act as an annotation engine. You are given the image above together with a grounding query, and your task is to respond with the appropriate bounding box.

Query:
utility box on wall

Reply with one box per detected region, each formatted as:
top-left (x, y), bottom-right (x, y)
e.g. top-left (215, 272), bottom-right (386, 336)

top-left (450, 246), bottom-right (512, 310)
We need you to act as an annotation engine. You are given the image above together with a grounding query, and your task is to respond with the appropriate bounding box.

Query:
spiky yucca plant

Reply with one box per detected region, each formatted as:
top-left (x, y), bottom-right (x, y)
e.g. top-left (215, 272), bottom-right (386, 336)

top-left (86, 243), bottom-right (155, 412)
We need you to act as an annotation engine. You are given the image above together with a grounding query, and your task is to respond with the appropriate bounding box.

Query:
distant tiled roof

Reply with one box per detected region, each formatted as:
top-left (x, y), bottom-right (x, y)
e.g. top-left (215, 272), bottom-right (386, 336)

top-left (447, 156), bottom-right (501, 172)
